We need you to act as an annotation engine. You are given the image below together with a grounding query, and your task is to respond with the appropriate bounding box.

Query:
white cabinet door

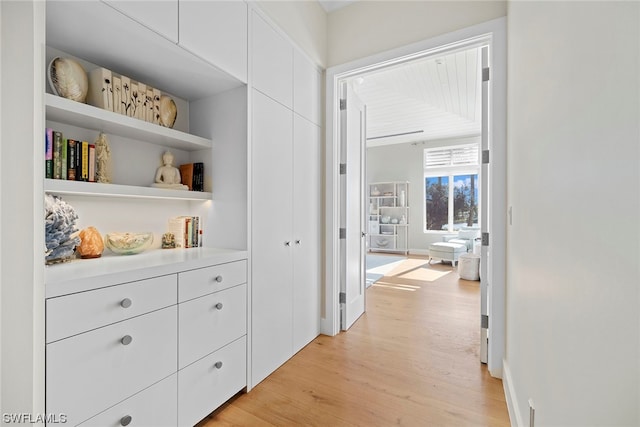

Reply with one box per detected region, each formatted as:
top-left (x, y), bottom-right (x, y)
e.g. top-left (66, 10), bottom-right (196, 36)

top-left (251, 89), bottom-right (293, 386)
top-left (293, 51), bottom-right (322, 126)
top-left (251, 10), bottom-right (293, 108)
top-left (102, 1), bottom-right (178, 43)
top-left (292, 115), bottom-right (321, 353)
top-left (179, 1), bottom-right (248, 83)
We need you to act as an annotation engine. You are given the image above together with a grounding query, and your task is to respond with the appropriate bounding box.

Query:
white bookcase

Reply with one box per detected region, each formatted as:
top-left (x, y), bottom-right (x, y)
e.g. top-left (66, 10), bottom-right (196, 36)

top-left (368, 181), bottom-right (409, 254)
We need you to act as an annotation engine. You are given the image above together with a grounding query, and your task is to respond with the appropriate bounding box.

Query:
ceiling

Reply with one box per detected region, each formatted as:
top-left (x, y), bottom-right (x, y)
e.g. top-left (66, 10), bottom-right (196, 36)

top-left (349, 47), bottom-right (482, 147)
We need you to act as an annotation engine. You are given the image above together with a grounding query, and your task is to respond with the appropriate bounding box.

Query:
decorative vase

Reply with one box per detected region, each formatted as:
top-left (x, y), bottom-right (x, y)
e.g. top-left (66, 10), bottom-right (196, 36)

top-left (399, 190), bottom-right (406, 207)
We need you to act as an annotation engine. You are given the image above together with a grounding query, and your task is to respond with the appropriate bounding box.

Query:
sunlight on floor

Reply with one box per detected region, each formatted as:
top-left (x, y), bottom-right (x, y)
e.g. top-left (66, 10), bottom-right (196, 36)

top-left (399, 267), bottom-right (451, 282)
top-left (379, 258), bottom-right (453, 282)
top-left (372, 282), bottom-right (420, 291)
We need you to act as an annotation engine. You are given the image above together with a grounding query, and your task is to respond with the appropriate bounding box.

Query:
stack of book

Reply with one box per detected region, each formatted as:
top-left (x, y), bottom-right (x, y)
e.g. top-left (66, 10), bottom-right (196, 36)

top-left (178, 163), bottom-right (204, 191)
top-left (167, 216), bottom-right (202, 248)
top-left (45, 128), bottom-right (96, 182)
top-left (86, 67), bottom-right (163, 125)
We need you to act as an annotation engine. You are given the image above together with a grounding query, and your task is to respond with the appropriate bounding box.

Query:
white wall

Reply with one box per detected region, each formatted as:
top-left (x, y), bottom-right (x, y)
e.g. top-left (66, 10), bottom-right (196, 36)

top-left (327, 0), bottom-right (506, 67)
top-left (367, 136), bottom-right (480, 254)
top-left (505, 1), bottom-right (639, 426)
top-left (0, 0), bottom-right (46, 421)
top-left (255, 0), bottom-right (327, 68)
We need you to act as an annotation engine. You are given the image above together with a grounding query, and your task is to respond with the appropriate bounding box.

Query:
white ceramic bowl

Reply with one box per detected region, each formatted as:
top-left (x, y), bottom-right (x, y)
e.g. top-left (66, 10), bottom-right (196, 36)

top-left (104, 232), bottom-right (153, 255)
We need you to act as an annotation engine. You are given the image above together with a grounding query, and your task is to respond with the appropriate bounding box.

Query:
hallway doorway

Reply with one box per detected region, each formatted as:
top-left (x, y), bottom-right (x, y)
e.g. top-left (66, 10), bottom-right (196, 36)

top-left (325, 18), bottom-right (507, 378)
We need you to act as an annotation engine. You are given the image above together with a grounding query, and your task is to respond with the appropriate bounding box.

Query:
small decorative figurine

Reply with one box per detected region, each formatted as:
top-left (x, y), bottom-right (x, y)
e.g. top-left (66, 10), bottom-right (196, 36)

top-left (162, 232), bottom-right (176, 249)
top-left (151, 151), bottom-right (188, 190)
top-left (94, 132), bottom-right (112, 183)
top-left (76, 226), bottom-right (104, 258)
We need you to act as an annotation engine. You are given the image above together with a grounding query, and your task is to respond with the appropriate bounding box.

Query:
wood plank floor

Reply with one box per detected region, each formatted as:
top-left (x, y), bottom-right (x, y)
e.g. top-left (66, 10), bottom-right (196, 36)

top-left (199, 255), bottom-right (510, 426)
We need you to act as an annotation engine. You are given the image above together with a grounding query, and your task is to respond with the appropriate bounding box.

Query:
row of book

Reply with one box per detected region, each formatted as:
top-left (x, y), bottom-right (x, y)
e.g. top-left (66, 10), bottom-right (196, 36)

top-left (168, 216), bottom-right (202, 249)
top-left (87, 67), bottom-right (163, 124)
top-left (45, 128), bottom-right (96, 182)
top-left (179, 163), bottom-right (204, 192)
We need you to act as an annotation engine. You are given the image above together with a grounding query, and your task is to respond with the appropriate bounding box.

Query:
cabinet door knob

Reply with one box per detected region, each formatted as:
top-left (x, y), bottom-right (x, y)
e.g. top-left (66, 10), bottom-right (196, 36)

top-left (284, 241), bottom-right (291, 247)
top-left (121, 335), bottom-right (133, 346)
top-left (120, 415), bottom-right (132, 426)
top-left (214, 275), bottom-right (223, 283)
top-left (214, 361), bottom-right (223, 369)
top-left (295, 239), bottom-right (301, 245)
top-left (214, 302), bottom-right (223, 310)
top-left (120, 298), bottom-right (132, 308)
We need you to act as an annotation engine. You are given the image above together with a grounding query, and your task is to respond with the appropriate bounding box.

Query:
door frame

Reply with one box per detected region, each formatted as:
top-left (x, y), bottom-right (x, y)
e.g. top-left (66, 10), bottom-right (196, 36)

top-left (323, 17), bottom-right (507, 378)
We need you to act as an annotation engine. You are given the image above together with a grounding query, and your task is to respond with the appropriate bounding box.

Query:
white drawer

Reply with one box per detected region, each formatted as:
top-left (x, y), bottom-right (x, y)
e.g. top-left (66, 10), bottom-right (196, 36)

top-left (178, 284), bottom-right (246, 369)
top-left (79, 374), bottom-right (177, 427)
top-left (178, 260), bottom-right (246, 302)
top-left (46, 274), bottom-right (177, 343)
top-left (46, 306), bottom-right (178, 426)
top-left (178, 337), bottom-right (246, 427)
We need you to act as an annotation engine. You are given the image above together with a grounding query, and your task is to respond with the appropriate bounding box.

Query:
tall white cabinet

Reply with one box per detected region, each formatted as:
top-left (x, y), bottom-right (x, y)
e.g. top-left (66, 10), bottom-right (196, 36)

top-left (250, 10), bottom-right (322, 388)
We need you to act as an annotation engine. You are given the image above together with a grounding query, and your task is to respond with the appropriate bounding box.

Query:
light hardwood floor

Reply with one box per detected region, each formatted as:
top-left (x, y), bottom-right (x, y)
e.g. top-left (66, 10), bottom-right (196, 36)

top-left (199, 255), bottom-right (510, 426)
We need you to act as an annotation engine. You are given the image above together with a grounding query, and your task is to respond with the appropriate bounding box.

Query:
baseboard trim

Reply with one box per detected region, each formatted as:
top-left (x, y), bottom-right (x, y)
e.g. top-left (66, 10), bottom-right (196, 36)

top-left (502, 359), bottom-right (523, 427)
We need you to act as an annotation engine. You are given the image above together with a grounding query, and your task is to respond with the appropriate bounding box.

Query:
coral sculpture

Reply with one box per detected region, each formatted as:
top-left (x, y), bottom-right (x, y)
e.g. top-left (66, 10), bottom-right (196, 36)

top-left (44, 194), bottom-right (81, 264)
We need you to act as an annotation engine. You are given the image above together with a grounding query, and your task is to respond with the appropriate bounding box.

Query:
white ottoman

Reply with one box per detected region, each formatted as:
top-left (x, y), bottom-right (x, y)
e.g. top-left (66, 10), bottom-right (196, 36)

top-left (458, 253), bottom-right (480, 280)
top-left (428, 242), bottom-right (467, 267)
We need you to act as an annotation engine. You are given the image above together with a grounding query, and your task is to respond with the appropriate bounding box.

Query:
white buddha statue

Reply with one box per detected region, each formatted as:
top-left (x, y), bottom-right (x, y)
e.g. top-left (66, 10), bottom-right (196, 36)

top-left (151, 151), bottom-right (188, 190)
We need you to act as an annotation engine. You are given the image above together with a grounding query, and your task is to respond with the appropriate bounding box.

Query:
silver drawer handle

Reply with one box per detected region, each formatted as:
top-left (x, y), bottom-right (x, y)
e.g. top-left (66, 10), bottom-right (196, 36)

top-left (214, 361), bottom-right (223, 369)
top-left (214, 275), bottom-right (223, 283)
top-left (120, 298), bottom-right (132, 308)
top-left (121, 335), bottom-right (133, 346)
top-left (120, 415), bottom-right (132, 426)
top-left (214, 302), bottom-right (223, 310)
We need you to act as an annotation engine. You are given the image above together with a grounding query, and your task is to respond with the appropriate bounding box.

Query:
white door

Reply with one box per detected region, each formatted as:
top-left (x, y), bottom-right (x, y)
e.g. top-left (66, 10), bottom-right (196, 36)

top-left (340, 82), bottom-right (367, 330)
top-left (251, 90), bottom-right (293, 386)
top-left (292, 114), bottom-right (321, 352)
top-left (480, 46), bottom-right (490, 364)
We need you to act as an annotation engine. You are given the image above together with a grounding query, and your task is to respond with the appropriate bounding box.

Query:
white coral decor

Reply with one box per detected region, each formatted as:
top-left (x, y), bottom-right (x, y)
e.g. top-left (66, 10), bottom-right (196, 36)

top-left (45, 194), bottom-right (81, 263)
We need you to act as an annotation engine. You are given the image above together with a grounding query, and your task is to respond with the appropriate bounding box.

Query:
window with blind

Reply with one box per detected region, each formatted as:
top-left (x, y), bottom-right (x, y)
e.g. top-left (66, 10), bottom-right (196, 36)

top-left (424, 144), bottom-right (480, 232)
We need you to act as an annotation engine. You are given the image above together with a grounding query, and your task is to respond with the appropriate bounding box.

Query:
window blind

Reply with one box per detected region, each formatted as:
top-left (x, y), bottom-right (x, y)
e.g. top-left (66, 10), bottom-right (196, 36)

top-left (424, 144), bottom-right (479, 168)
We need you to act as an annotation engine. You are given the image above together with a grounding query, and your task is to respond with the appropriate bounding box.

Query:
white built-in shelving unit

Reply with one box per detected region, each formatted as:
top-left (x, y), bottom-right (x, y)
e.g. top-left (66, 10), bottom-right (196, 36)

top-left (368, 181), bottom-right (410, 254)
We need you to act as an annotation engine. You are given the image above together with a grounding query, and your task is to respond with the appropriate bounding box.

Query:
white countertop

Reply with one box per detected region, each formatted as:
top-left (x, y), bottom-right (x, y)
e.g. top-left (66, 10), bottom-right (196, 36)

top-left (45, 247), bottom-right (247, 298)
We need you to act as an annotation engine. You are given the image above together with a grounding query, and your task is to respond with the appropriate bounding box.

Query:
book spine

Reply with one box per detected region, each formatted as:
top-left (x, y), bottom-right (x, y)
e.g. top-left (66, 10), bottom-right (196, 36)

top-left (113, 76), bottom-right (122, 115)
top-left (145, 88), bottom-right (154, 122)
top-left (88, 144), bottom-right (96, 182)
top-left (194, 162), bottom-right (204, 191)
top-left (53, 131), bottom-right (63, 179)
top-left (121, 76), bottom-right (132, 117)
top-left (67, 139), bottom-right (77, 181)
top-left (153, 88), bottom-right (161, 125)
top-left (87, 67), bottom-right (113, 111)
top-left (45, 128), bottom-right (53, 179)
top-left (130, 83), bottom-right (138, 118)
top-left (186, 217), bottom-right (192, 248)
top-left (61, 139), bottom-right (68, 180)
top-left (179, 163), bottom-right (194, 191)
top-left (81, 141), bottom-right (89, 181)
top-left (192, 216), bottom-right (199, 248)
top-left (136, 83), bottom-right (146, 120)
